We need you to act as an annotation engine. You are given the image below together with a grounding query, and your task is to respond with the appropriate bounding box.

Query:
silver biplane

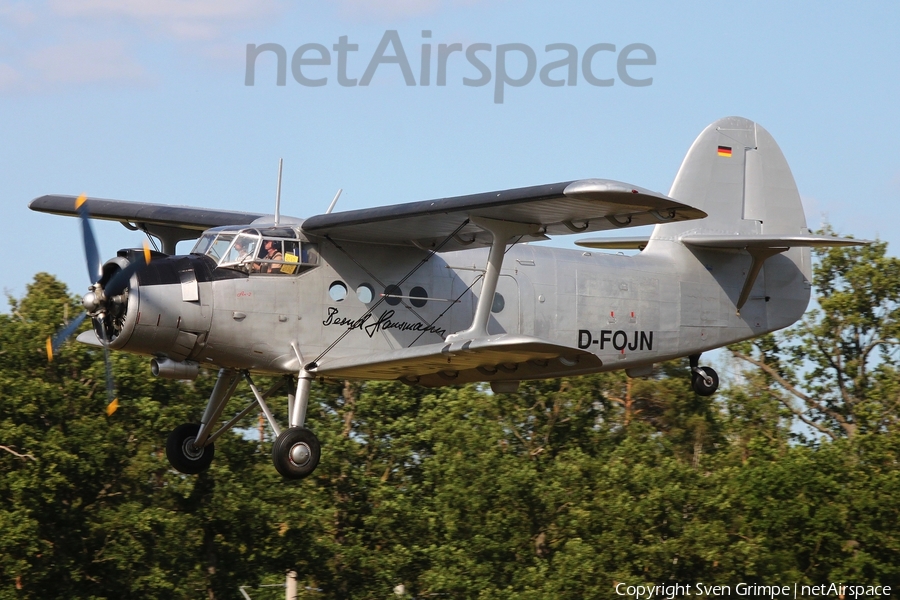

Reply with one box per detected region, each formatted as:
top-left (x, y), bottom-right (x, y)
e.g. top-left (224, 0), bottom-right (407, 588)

top-left (31, 117), bottom-right (864, 479)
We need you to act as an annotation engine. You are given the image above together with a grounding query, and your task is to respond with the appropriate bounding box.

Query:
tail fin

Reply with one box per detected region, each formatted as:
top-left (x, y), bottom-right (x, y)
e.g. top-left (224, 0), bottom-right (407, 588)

top-left (646, 117), bottom-right (866, 333)
top-left (652, 116), bottom-right (808, 239)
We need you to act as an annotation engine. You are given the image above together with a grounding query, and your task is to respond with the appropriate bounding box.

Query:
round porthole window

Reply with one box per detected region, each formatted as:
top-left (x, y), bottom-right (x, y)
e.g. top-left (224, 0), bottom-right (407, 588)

top-left (384, 284), bottom-right (402, 306)
top-left (491, 292), bottom-right (505, 313)
top-left (329, 281), bottom-right (348, 302)
top-left (410, 286), bottom-right (428, 308)
top-left (357, 283), bottom-right (374, 303)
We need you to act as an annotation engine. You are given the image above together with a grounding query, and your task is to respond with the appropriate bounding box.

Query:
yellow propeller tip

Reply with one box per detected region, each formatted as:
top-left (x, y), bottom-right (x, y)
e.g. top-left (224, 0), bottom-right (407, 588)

top-left (143, 241), bottom-right (151, 265)
top-left (106, 398), bottom-right (119, 416)
top-left (46, 337), bottom-right (53, 362)
top-left (75, 193), bottom-right (88, 209)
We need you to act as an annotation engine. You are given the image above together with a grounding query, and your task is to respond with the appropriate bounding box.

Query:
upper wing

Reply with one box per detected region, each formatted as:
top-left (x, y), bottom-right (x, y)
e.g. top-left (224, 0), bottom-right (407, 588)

top-left (301, 179), bottom-right (706, 251)
top-left (29, 194), bottom-right (268, 251)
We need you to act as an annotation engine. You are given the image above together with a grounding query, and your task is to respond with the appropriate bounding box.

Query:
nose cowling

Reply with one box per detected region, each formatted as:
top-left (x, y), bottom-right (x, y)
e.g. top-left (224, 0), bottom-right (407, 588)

top-left (93, 251), bottom-right (214, 361)
top-left (86, 251), bottom-right (144, 347)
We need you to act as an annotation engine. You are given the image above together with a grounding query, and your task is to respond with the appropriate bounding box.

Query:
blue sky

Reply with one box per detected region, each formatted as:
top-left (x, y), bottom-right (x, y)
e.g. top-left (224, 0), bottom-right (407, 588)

top-left (2, 0), bottom-right (899, 304)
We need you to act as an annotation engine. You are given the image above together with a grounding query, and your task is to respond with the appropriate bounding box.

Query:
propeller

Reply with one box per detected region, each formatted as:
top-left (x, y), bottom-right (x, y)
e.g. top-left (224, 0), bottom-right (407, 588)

top-left (46, 194), bottom-right (151, 415)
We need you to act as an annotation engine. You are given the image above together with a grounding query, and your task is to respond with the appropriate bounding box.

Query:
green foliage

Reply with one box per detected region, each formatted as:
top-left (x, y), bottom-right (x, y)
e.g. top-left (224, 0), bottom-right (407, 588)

top-left (731, 236), bottom-right (900, 439)
top-left (2, 266), bottom-right (900, 598)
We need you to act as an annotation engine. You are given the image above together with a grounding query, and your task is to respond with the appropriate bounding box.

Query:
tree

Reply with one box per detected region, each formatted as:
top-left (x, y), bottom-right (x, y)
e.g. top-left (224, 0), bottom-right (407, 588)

top-left (0, 275), bottom-right (287, 599)
top-left (731, 238), bottom-right (900, 439)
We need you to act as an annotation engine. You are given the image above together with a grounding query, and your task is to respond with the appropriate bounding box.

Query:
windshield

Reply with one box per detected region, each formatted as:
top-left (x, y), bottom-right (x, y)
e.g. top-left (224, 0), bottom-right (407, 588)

top-left (190, 233), bottom-right (216, 256)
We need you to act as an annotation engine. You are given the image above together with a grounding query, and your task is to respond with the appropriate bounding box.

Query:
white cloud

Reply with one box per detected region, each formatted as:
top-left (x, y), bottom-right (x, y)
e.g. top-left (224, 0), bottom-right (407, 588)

top-left (50, 0), bottom-right (276, 20)
top-left (48, 0), bottom-right (283, 40)
top-left (800, 194), bottom-right (822, 229)
top-left (26, 39), bottom-right (146, 84)
top-left (334, 0), bottom-right (487, 19)
top-left (0, 62), bottom-right (22, 90)
top-left (0, 0), bottom-right (288, 91)
top-left (0, 1), bottom-right (38, 26)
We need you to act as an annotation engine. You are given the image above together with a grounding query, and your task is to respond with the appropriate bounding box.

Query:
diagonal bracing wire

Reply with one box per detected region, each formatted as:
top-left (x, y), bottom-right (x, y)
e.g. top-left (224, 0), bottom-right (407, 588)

top-left (311, 219), bottom-right (472, 366)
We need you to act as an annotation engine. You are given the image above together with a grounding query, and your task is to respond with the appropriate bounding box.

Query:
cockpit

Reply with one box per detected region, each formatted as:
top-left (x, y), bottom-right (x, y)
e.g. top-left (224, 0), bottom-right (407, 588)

top-left (190, 226), bottom-right (319, 275)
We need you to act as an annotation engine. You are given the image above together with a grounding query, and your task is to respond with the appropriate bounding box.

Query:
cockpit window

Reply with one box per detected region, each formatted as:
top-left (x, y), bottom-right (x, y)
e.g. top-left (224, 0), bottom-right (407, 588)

top-left (191, 228), bottom-right (318, 275)
top-left (220, 233), bottom-right (260, 269)
top-left (251, 238), bottom-right (318, 275)
top-left (190, 233), bottom-right (215, 256)
top-left (207, 235), bottom-right (234, 261)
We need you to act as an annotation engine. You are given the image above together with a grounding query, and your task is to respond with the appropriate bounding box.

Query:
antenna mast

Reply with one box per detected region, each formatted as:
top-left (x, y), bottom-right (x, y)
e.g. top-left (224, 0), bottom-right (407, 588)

top-left (274, 158), bottom-right (283, 225)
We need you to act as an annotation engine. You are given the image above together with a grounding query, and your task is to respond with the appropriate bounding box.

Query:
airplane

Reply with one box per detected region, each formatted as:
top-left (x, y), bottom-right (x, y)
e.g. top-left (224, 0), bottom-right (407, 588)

top-left (30, 116), bottom-right (866, 480)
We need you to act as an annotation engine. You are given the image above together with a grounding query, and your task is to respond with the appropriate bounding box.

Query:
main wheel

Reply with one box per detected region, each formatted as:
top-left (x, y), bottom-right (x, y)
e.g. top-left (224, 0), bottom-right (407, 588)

top-left (691, 367), bottom-right (719, 396)
top-left (272, 427), bottom-right (321, 480)
top-left (166, 423), bottom-right (215, 474)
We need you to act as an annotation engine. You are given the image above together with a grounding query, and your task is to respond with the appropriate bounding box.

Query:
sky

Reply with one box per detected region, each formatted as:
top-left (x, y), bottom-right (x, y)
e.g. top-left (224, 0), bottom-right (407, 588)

top-left (2, 1), bottom-right (899, 307)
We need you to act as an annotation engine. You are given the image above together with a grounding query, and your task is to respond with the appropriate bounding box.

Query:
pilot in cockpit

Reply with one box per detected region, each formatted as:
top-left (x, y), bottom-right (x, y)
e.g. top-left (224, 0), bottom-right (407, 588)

top-left (254, 239), bottom-right (283, 273)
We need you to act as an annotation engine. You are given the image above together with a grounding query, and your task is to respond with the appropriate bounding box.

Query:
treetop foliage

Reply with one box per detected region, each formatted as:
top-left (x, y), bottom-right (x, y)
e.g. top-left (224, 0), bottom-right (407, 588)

top-left (2, 249), bottom-right (900, 598)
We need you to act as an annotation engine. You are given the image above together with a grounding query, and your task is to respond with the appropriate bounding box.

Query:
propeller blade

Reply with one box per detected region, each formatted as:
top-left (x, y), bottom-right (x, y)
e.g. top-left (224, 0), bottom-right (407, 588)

top-left (76, 194), bottom-right (103, 284)
top-left (97, 322), bottom-right (118, 415)
top-left (104, 241), bottom-right (152, 298)
top-left (46, 311), bottom-right (89, 362)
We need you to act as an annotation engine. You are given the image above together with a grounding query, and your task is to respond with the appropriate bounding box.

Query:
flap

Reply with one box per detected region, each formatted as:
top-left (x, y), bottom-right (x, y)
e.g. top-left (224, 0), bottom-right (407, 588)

top-left (301, 179), bottom-right (706, 251)
top-left (310, 334), bottom-right (602, 386)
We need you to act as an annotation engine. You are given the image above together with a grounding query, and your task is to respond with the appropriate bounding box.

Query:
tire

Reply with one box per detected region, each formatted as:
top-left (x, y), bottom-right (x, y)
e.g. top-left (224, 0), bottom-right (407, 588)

top-left (166, 423), bottom-right (215, 474)
top-left (272, 427), bottom-right (321, 480)
top-left (691, 367), bottom-right (719, 397)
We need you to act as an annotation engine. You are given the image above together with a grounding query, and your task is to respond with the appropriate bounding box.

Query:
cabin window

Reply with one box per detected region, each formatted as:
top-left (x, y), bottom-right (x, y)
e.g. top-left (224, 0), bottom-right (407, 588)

top-left (329, 281), bottom-right (348, 301)
top-left (249, 239), bottom-right (319, 275)
top-left (356, 284), bottom-right (374, 304)
top-left (192, 228), bottom-right (319, 276)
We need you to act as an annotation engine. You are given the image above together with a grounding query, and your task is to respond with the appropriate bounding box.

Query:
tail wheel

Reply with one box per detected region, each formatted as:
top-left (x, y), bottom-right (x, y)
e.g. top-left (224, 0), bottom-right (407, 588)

top-left (166, 423), bottom-right (215, 474)
top-left (691, 366), bottom-right (719, 396)
top-left (272, 427), bottom-right (321, 480)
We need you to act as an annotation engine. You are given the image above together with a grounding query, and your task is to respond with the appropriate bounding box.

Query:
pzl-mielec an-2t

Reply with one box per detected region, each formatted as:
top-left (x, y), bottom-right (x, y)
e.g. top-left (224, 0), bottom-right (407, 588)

top-left (31, 117), bottom-right (865, 479)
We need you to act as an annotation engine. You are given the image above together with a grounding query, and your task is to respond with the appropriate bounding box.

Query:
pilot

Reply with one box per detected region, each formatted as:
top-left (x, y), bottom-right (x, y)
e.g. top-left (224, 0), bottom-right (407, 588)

top-left (257, 239), bottom-right (283, 273)
top-left (231, 239), bottom-right (249, 262)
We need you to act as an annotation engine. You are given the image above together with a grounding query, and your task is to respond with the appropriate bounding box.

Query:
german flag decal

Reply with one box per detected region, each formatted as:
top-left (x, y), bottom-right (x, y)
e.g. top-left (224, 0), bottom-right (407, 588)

top-left (717, 145), bottom-right (732, 157)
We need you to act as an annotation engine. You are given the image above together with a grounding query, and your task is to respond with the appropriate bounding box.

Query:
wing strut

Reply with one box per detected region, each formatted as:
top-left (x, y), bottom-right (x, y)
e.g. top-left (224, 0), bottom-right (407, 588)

top-left (735, 247), bottom-right (787, 313)
top-left (445, 217), bottom-right (539, 342)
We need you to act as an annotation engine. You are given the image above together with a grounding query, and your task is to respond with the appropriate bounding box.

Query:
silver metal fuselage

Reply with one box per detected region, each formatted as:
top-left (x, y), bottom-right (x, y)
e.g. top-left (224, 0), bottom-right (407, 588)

top-left (110, 234), bottom-right (811, 384)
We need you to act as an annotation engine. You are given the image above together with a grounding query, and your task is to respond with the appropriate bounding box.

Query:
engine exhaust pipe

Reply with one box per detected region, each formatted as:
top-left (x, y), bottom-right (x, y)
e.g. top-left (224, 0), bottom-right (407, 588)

top-left (151, 357), bottom-right (199, 380)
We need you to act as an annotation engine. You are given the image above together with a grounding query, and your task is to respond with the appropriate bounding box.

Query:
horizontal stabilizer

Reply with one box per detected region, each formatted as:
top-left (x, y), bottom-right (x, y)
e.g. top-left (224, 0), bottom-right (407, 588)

top-left (310, 334), bottom-right (602, 387)
top-left (681, 234), bottom-right (870, 249)
top-left (575, 236), bottom-right (651, 250)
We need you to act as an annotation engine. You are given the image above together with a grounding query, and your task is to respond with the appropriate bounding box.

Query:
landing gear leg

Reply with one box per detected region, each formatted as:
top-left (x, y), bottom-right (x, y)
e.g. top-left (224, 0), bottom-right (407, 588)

top-left (272, 369), bottom-right (320, 479)
top-left (689, 353), bottom-right (719, 396)
top-left (165, 368), bottom-right (239, 474)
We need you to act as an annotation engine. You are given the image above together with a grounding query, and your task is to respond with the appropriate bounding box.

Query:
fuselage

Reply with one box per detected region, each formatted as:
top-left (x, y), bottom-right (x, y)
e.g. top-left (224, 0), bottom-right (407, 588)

top-left (105, 230), bottom-right (811, 382)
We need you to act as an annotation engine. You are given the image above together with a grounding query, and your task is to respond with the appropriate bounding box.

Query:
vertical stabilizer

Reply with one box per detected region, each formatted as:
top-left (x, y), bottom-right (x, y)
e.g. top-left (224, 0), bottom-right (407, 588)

top-left (651, 116), bottom-right (808, 240)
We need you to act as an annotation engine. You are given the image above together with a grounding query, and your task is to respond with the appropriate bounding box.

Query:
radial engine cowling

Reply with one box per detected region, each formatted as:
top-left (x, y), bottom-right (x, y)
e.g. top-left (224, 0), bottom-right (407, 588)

top-left (89, 250), bottom-right (213, 363)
